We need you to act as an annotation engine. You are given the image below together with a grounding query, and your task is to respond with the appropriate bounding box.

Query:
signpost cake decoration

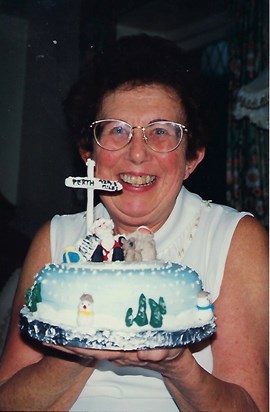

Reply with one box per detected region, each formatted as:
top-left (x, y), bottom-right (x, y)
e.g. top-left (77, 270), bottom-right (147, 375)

top-left (65, 159), bottom-right (123, 233)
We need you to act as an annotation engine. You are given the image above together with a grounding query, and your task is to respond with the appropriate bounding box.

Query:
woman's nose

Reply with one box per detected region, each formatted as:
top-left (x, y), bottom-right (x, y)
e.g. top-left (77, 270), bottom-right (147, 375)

top-left (125, 128), bottom-right (151, 164)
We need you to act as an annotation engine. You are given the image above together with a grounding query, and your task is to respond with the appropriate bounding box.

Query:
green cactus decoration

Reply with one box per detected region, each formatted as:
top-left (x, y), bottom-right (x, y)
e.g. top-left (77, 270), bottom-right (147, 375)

top-left (25, 282), bottom-right (42, 312)
top-left (125, 307), bottom-right (133, 327)
top-left (124, 294), bottom-right (167, 328)
top-left (159, 297), bottom-right (167, 315)
top-left (134, 293), bottom-right (148, 326)
top-left (149, 298), bottom-right (163, 328)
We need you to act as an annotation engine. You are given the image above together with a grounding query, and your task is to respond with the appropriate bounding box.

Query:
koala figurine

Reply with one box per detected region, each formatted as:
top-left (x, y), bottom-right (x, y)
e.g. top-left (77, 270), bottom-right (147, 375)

top-left (128, 231), bottom-right (157, 261)
top-left (120, 227), bottom-right (157, 262)
top-left (120, 237), bottom-right (142, 262)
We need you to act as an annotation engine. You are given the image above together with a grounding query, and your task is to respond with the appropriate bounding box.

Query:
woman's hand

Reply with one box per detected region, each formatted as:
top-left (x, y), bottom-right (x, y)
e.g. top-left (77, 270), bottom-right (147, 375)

top-left (111, 347), bottom-right (185, 370)
top-left (43, 342), bottom-right (185, 370)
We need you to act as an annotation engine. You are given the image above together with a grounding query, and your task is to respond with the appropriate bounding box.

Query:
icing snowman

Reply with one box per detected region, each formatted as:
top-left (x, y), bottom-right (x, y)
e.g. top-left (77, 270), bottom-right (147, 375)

top-left (77, 294), bottom-right (94, 326)
top-left (196, 291), bottom-right (214, 324)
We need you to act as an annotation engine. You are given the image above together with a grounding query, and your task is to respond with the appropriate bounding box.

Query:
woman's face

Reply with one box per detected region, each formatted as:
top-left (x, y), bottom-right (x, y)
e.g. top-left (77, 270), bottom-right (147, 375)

top-left (89, 84), bottom-right (204, 233)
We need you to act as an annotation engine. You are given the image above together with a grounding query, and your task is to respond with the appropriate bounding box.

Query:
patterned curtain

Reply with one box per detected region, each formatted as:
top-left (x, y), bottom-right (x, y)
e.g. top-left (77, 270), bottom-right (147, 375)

top-left (226, 0), bottom-right (269, 228)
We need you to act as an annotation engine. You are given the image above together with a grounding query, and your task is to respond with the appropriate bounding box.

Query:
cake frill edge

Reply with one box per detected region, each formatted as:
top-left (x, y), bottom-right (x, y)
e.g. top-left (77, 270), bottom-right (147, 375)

top-left (20, 307), bottom-right (216, 351)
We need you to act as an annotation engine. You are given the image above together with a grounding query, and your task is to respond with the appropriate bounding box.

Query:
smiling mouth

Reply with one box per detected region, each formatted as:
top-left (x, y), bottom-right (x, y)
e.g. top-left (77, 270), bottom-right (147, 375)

top-left (120, 174), bottom-right (156, 186)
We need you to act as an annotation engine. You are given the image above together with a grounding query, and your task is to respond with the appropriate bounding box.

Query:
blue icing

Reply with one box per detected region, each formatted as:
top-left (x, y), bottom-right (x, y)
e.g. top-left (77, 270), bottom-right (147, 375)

top-left (33, 261), bottom-right (203, 316)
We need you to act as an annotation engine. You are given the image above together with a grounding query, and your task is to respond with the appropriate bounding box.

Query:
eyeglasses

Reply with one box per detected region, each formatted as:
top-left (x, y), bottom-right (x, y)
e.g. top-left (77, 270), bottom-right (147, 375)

top-left (90, 119), bottom-right (188, 153)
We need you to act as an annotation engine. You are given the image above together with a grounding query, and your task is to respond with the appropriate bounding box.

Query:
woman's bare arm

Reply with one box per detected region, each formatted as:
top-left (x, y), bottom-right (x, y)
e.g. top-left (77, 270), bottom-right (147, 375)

top-left (0, 222), bottom-right (95, 411)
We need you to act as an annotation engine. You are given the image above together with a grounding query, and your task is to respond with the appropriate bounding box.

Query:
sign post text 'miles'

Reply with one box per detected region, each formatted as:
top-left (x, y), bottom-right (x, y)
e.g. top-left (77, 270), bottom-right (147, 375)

top-left (65, 159), bottom-right (123, 233)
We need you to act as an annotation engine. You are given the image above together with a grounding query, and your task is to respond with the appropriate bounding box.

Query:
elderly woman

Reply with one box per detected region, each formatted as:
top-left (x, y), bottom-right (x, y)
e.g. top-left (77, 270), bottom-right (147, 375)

top-left (0, 34), bottom-right (267, 412)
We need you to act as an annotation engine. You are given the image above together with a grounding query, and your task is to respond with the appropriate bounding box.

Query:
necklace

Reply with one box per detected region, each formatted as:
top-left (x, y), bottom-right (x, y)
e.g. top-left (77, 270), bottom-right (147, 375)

top-left (177, 199), bottom-right (212, 260)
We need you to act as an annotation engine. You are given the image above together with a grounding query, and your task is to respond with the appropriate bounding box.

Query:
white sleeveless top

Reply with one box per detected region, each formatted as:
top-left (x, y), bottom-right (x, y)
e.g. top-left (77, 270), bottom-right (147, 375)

top-left (51, 187), bottom-right (250, 411)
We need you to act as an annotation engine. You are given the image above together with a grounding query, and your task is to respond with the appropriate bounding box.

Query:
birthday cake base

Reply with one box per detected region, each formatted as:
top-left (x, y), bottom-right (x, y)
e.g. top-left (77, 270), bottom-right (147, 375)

top-left (20, 260), bottom-right (216, 350)
top-left (20, 308), bottom-right (216, 350)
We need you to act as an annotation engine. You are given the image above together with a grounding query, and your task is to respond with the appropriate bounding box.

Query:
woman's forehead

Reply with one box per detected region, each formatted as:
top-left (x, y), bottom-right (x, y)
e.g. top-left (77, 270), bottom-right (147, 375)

top-left (98, 83), bottom-right (186, 119)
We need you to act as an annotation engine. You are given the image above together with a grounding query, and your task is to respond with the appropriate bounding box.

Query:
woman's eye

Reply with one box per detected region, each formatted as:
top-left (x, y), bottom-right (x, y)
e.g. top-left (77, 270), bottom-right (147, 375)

top-left (112, 126), bottom-right (125, 135)
top-left (153, 128), bottom-right (167, 135)
top-left (116, 127), bottom-right (123, 134)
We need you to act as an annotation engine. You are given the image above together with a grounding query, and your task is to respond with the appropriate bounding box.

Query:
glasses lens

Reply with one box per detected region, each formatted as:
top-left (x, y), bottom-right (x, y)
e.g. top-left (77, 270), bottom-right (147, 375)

top-left (94, 120), bottom-right (131, 150)
top-left (145, 122), bottom-right (182, 152)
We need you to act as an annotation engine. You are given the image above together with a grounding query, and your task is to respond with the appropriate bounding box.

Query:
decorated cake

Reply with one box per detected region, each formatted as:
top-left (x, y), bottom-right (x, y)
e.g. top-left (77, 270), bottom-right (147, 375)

top-left (20, 160), bottom-right (216, 350)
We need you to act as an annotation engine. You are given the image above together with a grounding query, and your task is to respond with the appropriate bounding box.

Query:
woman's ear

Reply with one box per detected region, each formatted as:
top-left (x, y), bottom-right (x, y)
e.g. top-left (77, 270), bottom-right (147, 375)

top-left (79, 147), bottom-right (92, 163)
top-left (184, 147), bottom-right (205, 180)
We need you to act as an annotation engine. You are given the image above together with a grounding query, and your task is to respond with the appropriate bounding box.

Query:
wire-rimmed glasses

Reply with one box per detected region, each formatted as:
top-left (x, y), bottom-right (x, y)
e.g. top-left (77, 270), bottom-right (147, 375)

top-left (90, 119), bottom-right (188, 153)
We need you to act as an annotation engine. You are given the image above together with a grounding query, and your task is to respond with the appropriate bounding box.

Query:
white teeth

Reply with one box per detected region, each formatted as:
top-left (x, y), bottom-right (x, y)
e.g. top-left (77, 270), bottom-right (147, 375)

top-left (120, 174), bottom-right (155, 186)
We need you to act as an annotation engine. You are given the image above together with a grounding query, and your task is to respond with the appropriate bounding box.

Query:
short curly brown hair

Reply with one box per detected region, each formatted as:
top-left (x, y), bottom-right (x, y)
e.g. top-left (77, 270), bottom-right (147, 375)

top-left (64, 34), bottom-right (209, 160)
